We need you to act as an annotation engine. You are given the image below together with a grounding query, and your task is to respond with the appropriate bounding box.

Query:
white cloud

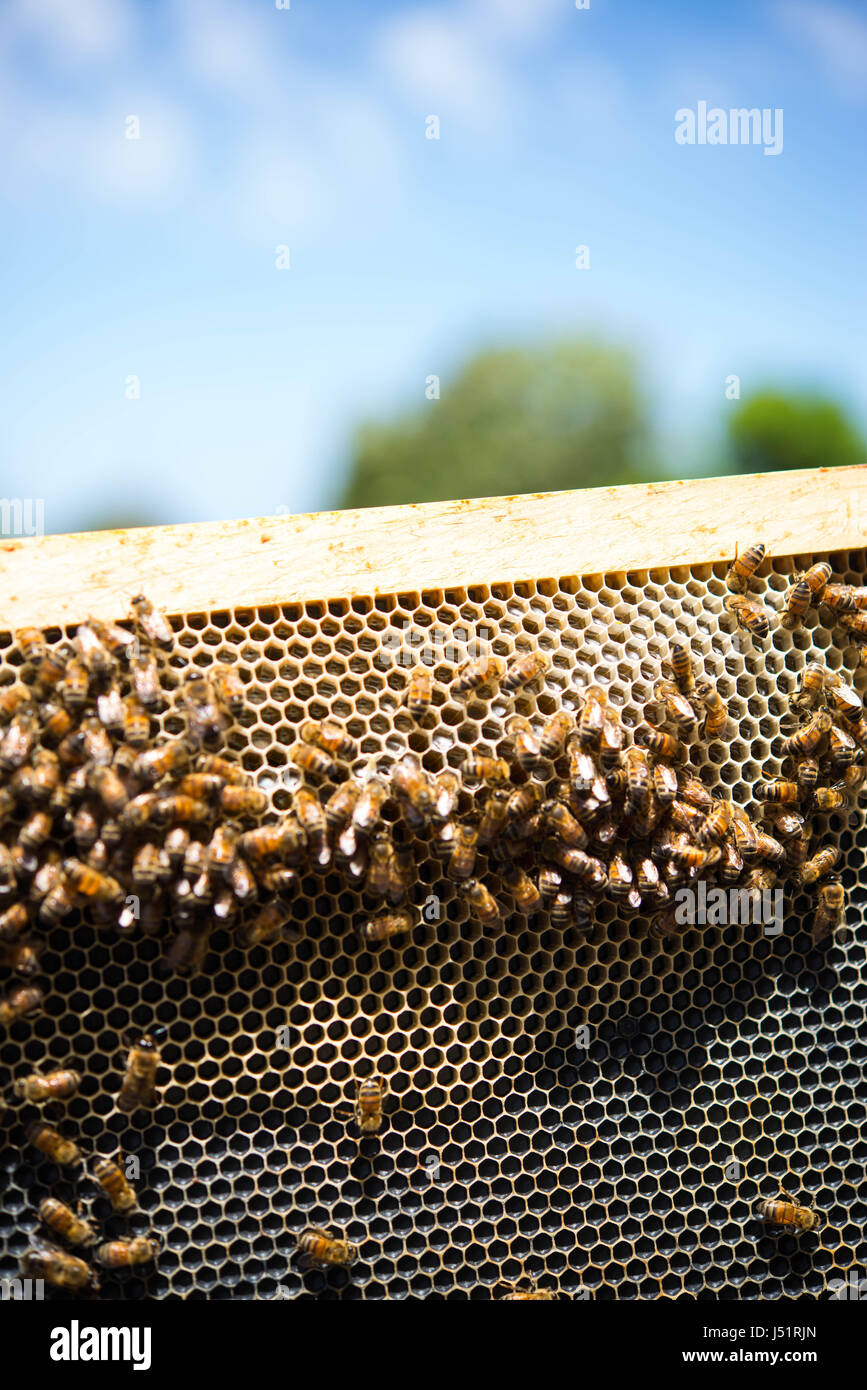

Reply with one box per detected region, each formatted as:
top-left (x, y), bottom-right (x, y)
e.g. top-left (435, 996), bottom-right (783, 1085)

top-left (773, 0), bottom-right (867, 99)
top-left (377, 7), bottom-right (507, 133)
top-left (1, 0), bottom-right (136, 63)
top-left (470, 0), bottom-right (564, 43)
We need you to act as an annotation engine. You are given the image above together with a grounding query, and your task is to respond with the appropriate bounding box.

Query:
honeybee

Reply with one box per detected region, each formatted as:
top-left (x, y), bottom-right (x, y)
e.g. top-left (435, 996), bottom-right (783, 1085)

top-left (351, 776), bottom-right (387, 834)
top-left (649, 907), bottom-right (681, 941)
top-left (38, 880), bottom-right (76, 926)
top-left (634, 726), bottom-right (687, 764)
top-left (797, 846), bottom-right (838, 887)
top-left (506, 714), bottom-right (544, 772)
top-left (756, 780), bottom-right (800, 805)
top-left (823, 583), bottom-right (867, 613)
top-left (39, 700), bottom-right (74, 745)
top-left (844, 765), bottom-right (867, 795)
top-left (75, 623), bottom-right (113, 679)
top-left (0, 902), bottom-right (29, 942)
top-left (290, 741), bottom-right (336, 780)
top-left (452, 654), bottom-right (505, 697)
top-left (539, 710), bottom-right (574, 758)
top-left (13, 1068), bottom-right (81, 1102)
top-left (652, 761), bottom-right (678, 804)
top-left (477, 788), bottom-right (511, 845)
top-left (3, 920), bottom-right (43, 961)
top-left (88, 764), bottom-right (129, 816)
top-left (0, 710), bottom-right (38, 770)
top-left (117, 1026), bottom-right (166, 1113)
top-left (725, 542), bottom-right (765, 594)
top-left (567, 741), bottom-right (597, 793)
top-left (300, 718), bottom-right (356, 760)
top-left (667, 641), bottom-right (696, 695)
top-left (432, 770), bottom-right (460, 823)
top-left (506, 783), bottom-right (542, 822)
top-left (0, 984), bottom-right (43, 1026)
top-left (391, 754), bottom-right (435, 821)
top-left (449, 823), bottom-right (479, 879)
top-left (119, 695), bottom-right (150, 749)
top-left (365, 831), bottom-right (394, 899)
top-left (155, 794), bottom-right (213, 827)
top-left (21, 1239), bottom-right (99, 1293)
top-left (182, 672), bottom-right (229, 745)
top-left (501, 651), bottom-right (549, 694)
top-left (16, 627), bottom-right (45, 664)
top-left (210, 665), bottom-right (246, 715)
top-left (238, 818), bottom-right (305, 864)
top-left (694, 680), bottom-right (728, 739)
top-left (323, 779), bottom-right (361, 830)
top-left (166, 923), bottom-right (211, 975)
top-left (345, 1074), bottom-right (386, 1134)
top-left (362, 908), bottom-right (412, 945)
top-left (461, 754), bottom-right (510, 785)
top-left (242, 895), bottom-right (298, 946)
top-left (0, 680), bottom-right (29, 723)
top-left (26, 1120), bottom-right (81, 1167)
top-left (622, 746), bottom-right (651, 815)
top-left (197, 753), bottom-right (247, 784)
top-left (577, 684), bottom-right (607, 747)
top-left (780, 577), bottom-right (812, 630)
top-left (790, 662), bottom-right (828, 712)
top-left (653, 679), bottom-right (696, 728)
top-left (828, 723), bottom-right (857, 769)
top-left (826, 682), bottom-right (862, 724)
top-left (501, 864), bottom-right (542, 914)
top-left (94, 1237), bottom-right (160, 1268)
top-left (58, 655), bottom-right (90, 709)
top-left (134, 739), bottom-right (190, 784)
top-left (93, 1154), bottom-right (138, 1213)
top-left (131, 651), bottom-right (162, 707)
top-left (813, 880), bottom-right (845, 943)
top-left (498, 1275), bottom-right (556, 1301)
top-left (296, 1226), bottom-right (358, 1269)
top-left (131, 593), bottom-right (174, 649)
top-left (802, 562), bottom-right (831, 602)
top-left (833, 610), bottom-right (867, 639)
top-left (812, 786), bottom-right (846, 810)
top-left (219, 785), bottom-right (267, 819)
top-left (294, 787), bottom-right (330, 868)
top-left (460, 877), bottom-right (501, 925)
top-left (62, 858), bottom-right (123, 903)
top-left (781, 709), bottom-right (830, 758)
top-left (697, 798), bottom-right (732, 846)
top-left (39, 1197), bottom-right (98, 1248)
top-left (756, 1189), bottom-right (821, 1234)
top-left (724, 594), bottom-right (769, 642)
top-left (540, 797), bottom-right (588, 849)
top-left (404, 667), bottom-right (432, 719)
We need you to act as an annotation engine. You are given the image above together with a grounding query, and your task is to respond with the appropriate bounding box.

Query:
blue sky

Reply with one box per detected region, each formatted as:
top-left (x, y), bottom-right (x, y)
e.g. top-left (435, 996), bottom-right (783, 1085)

top-left (0, 0), bottom-right (864, 531)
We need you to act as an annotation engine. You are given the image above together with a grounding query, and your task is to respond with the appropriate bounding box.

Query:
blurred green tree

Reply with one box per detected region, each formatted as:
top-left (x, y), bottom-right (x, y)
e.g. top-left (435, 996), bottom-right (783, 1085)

top-left (339, 340), bottom-right (656, 508)
top-left (726, 391), bottom-right (865, 475)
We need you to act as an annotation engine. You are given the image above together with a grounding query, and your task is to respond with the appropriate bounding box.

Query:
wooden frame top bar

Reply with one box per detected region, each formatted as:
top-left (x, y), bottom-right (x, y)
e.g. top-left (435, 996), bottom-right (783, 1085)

top-left (1, 466), bottom-right (865, 629)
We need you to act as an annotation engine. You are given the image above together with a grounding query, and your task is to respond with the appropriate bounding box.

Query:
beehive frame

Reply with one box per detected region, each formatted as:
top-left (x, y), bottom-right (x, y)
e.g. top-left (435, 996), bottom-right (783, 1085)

top-left (1, 464), bottom-right (866, 1302)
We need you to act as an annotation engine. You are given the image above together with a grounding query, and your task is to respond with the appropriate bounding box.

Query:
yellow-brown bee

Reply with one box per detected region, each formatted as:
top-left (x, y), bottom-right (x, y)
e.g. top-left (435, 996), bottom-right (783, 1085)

top-left (668, 641), bottom-right (696, 695)
top-left (802, 561), bottom-right (831, 602)
top-left (117, 1027), bottom-right (165, 1113)
top-left (296, 1226), bottom-right (358, 1269)
top-left (62, 858), bottom-right (123, 903)
top-left (653, 678), bottom-right (696, 729)
top-left (94, 1237), bottom-right (160, 1268)
top-left (501, 650), bottom-right (549, 694)
top-left (449, 823), bottom-right (479, 879)
top-left (0, 938), bottom-right (42, 978)
top-left (790, 661), bottom-right (828, 713)
top-left (218, 785), bottom-right (267, 819)
top-left (724, 593), bottom-right (769, 642)
top-left (21, 1239), bottom-right (99, 1293)
top-left (501, 864), bottom-right (542, 914)
top-left (391, 754), bottom-right (435, 821)
top-left (756, 1189), bottom-right (821, 1234)
top-left (362, 908), bottom-right (413, 946)
top-left (300, 717), bottom-right (356, 761)
top-left (813, 880), bottom-right (845, 943)
top-left (290, 742), bottom-right (336, 780)
top-left (826, 682), bottom-right (862, 724)
top-left (477, 788), bottom-right (511, 845)
top-left (39, 1197), bottom-right (98, 1247)
top-left (134, 738), bottom-right (190, 784)
top-left (506, 715), bottom-right (545, 772)
top-left (506, 783), bottom-right (543, 822)
top-left (364, 831), bottom-right (394, 899)
top-left (351, 776), bottom-right (387, 835)
top-left (131, 593), bottom-right (174, 649)
top-left (461, 754), bottom-right (510, 785)
top-left (121, 695), bottom-right (150, 749)
top-left (812, 786), bottom-right (846, 811)
top-left (781, 709), bottom-right (831, 759)
top-left (242, 895), bottom-right (298, 947)
top-left (432, 769), bottom-right (460, 823)
top-left (452, 654), bottom-right (505, 697)
top-left (404, 667), bottom-right (432, 719)
top-left (725, 541), bottom-right (766, 594)
top-left (210, 665), bottom-right (246, 715)
top-left (652, 761), bottom-right (678, 805)
top-left (823, 583), bottom-right (867, 613)
top-left (694, 679), bottom-right (728, 739)
top-left (756, 780), bottom-right (801, 805)
top-left (0, 984), bottom-right (44, 1027)
top-left (345, 1073), bottom-right (386, 1134)
top-left (623, 745), bottom-right (651, 815)
top-left (797, 846), bottom-right (839, 887)
top-left (131, 651), bottom-right (162, 707)
top-left (577, 684), bottom-right (607, 747)
top-left (0, 902), bottom-right (30, 942)
top-left (13, 1069), bottom-right (81, 1102)
top-left (780, 577), bottom-right (812, 630)
top-left (540, 797), bottom-right (588, 849)
top-left (15, 627), bottom-right (46, 664)
top-left (539, 710), bottom-right (574, 759)
top-left (0, 710), bottom-right (38, 770)
top-left (634, 725), bottom-right (687, 763)
top-left (0, 680), bottom-right (29, 723)
top-left (828, 723), bottom-right (857, 768)
top-left (567, 740), bottom-right (597, 793)
top-left (834, 609), bottom-right (867, 639)
top-left (323, 779), bottom-right (361, 830)
top-left (26, 1120), bottom-right (81, 1167)
top-left (93, 1154), bottom-right (138, 1213)
top-left (460, 877), bottom-right (501, 925)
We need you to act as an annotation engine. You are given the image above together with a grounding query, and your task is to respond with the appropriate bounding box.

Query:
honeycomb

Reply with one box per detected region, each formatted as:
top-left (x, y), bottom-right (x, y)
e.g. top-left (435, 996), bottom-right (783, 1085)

top-left (1, 548), bottom-right (866, 1301)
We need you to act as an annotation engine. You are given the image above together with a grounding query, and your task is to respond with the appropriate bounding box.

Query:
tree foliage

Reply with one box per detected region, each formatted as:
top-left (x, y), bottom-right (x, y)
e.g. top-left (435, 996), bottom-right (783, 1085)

top-left (726, 391), bottom-right (865, 476)
top-left (340, 340), bottom-right (656, 508)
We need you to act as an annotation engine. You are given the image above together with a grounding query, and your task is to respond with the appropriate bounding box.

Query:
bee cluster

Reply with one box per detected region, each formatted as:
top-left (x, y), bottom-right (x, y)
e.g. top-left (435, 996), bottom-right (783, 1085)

top-left (1, 545), bottom-right (865, 1298)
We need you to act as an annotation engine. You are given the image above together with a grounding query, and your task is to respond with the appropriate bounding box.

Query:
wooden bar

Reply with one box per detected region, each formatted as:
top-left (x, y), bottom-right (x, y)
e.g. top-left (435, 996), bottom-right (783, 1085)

top-left (1, 465), bottom-right (865, 629)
